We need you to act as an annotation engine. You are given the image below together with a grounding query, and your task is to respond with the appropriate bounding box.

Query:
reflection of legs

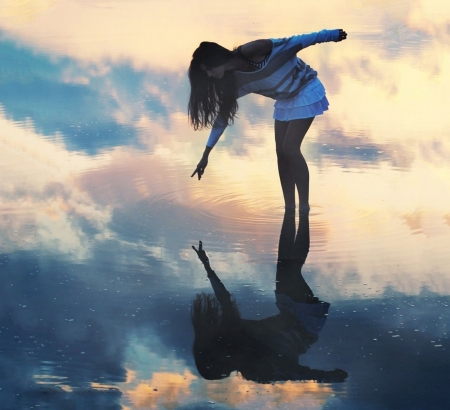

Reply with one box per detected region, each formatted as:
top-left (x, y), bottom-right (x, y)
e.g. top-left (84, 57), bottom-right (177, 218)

top-left (276, 211), bottom-right (315, 303)
top-left (274, 118), bottom-right (314, 212)
top-left (292, 213), bottom-right (310, 261)
top-left (276, 260), bottom-right (315, 303)
top-left (277, 208), bottom-right (296, 260)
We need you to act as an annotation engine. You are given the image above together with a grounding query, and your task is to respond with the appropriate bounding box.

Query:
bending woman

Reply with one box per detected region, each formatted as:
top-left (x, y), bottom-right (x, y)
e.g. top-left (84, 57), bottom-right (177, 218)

top-left (189, 29), bottom-right (347, 212)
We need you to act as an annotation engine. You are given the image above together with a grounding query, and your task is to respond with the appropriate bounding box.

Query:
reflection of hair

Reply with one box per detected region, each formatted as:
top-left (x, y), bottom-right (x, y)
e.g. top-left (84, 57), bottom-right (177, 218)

top-left (191, 293), bottom-right (330, 384)
top-left (188, 42), bottom-right (238, 130)
top-left (191, 292), bottom-right (240, 380)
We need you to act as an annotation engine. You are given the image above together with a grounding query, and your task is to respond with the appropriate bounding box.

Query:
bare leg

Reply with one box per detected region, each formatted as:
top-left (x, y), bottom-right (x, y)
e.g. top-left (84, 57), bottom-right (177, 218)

top-left (274, 117), bottom-right (314, 212)
top-left (275, 121), bottom-right (295, 208)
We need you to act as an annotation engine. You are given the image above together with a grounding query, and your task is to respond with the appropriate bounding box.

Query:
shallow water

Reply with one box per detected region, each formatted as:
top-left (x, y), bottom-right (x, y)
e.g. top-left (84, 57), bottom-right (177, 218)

top-left (0, 0), bottom-right (449, 409)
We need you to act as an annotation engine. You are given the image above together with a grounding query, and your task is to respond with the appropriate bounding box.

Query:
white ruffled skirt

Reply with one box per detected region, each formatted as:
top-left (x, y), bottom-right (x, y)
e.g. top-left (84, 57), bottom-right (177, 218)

top-left (273, 77), bottom-right (329, 121)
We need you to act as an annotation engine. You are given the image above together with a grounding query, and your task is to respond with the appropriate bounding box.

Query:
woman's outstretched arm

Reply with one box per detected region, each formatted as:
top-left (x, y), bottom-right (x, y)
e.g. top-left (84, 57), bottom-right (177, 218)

top-left (191, 85), bottom-right (250, 180)
top-left (192, 241), bottom-right (234, 309)
top-left (273, 28), bottom-right (347, 54)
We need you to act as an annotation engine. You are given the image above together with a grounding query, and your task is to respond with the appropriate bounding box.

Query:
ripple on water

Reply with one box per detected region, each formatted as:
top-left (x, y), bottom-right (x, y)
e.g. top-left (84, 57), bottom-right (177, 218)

top-left (147, 186), bottom-right (283, 234)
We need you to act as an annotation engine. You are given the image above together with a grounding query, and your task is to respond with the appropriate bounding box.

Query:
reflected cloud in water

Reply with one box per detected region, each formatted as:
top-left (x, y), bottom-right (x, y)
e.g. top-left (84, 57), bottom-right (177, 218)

top-left (0, 35), bottom-right (188, 154)
top-left (310, 127), bottom-right (414, 170)
top-left (0, 245), bottom-right (195, 409)
top-left (0, 252), bottom-right (126, 408)
top-left (0, 208), bottom-right (448, 409)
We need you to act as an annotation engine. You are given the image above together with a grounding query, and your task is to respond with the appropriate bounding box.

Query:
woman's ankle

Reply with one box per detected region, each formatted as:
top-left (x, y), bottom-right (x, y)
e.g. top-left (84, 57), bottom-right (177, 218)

top-left (299, 203), bottom-right (310, 214)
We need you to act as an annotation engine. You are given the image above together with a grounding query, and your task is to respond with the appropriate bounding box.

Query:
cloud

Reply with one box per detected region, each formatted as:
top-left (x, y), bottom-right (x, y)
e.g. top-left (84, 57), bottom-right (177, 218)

top-left (0, 0), bottom-right (58, 24)
top-left (309, 127), bottom-right (414, 170)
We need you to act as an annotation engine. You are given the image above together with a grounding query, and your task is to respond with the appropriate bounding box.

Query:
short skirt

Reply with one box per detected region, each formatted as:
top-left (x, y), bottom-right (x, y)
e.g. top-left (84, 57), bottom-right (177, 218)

top-left (275, 291), bottom-right (330, 336)
top-left (273, 77), bottom-right (329, 121)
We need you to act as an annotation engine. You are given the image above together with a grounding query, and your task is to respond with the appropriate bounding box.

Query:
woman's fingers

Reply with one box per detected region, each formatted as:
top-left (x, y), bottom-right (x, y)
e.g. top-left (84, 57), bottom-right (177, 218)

top-left (193, 241), bottom-right (210, 265)
top-left (192, 241), bottom-right (203, 253)
top-left (193, 158), bottom-right (208, 180)
top-left (191, 167), bottom-right (202, 179)
top-left (191, 166), bottom-right (203, 178)
top-left (191, 166), bottom-right (205, 180)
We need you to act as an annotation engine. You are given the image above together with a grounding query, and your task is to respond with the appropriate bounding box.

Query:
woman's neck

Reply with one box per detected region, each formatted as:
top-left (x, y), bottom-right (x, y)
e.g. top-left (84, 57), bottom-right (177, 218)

top-left (224, 56), bottom-right (258, 73)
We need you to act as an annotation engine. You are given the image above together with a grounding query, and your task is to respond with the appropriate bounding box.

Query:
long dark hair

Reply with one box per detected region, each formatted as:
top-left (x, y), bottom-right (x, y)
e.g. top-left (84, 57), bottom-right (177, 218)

top-left (190, 292), bottom-right (334, 384)
top-left (191, 293), bottom-right (297, 383)
top-left (191, 292), bottom-right (241, 380)
top-left (188, 42), bottom-right (238, 130)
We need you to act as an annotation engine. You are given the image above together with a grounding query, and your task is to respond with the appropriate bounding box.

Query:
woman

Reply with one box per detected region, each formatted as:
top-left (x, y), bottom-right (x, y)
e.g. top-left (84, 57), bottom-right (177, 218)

top-left (189, 29), bottom-right (347, 212)
top-left (190, 210), bottom-right (348, 383)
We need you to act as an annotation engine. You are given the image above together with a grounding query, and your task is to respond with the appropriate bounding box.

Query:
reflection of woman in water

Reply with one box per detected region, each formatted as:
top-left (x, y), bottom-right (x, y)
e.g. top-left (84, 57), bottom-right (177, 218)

top-left (191, 211), bottom-right (347, 383)
top-left (189, 29), bottom-right (347, 212)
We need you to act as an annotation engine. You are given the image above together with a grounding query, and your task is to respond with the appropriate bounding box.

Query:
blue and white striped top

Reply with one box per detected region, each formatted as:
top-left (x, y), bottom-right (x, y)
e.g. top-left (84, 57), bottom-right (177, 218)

top-left (206, 29), bottom-right (341, 148)
top-left (233, 45), bottom-right (271, 70)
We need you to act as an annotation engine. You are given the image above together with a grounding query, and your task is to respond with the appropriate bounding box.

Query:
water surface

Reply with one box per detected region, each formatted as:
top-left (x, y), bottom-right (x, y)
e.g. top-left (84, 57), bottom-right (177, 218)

top-left (0, 1), bottom-right (449, 409)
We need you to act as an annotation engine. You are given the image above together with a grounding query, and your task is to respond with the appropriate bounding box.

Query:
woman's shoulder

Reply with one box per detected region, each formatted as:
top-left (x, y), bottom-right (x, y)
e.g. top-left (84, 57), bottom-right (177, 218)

top-left (239, 39), bottom-right (273, 62)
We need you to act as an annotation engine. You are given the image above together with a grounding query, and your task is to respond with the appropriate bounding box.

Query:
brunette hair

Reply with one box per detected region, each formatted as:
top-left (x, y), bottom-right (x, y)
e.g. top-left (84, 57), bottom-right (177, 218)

top-left (191, 292), bottom-right (241, 380)
top-left (188, 42), bottom-right (238, 130)
top-left (190, 292), bottom-right (321, 383)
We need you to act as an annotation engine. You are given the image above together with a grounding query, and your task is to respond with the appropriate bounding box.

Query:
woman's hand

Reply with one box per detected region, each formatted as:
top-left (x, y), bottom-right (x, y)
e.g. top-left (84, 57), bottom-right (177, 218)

top-left (192, 241), bottom-right (210, 265)
top-left (337, 29), bottom-right (347, 41)
top-left (191, 146), bottom-right (212, 180)
top-left (191, 156), bottom-right (208, 180)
